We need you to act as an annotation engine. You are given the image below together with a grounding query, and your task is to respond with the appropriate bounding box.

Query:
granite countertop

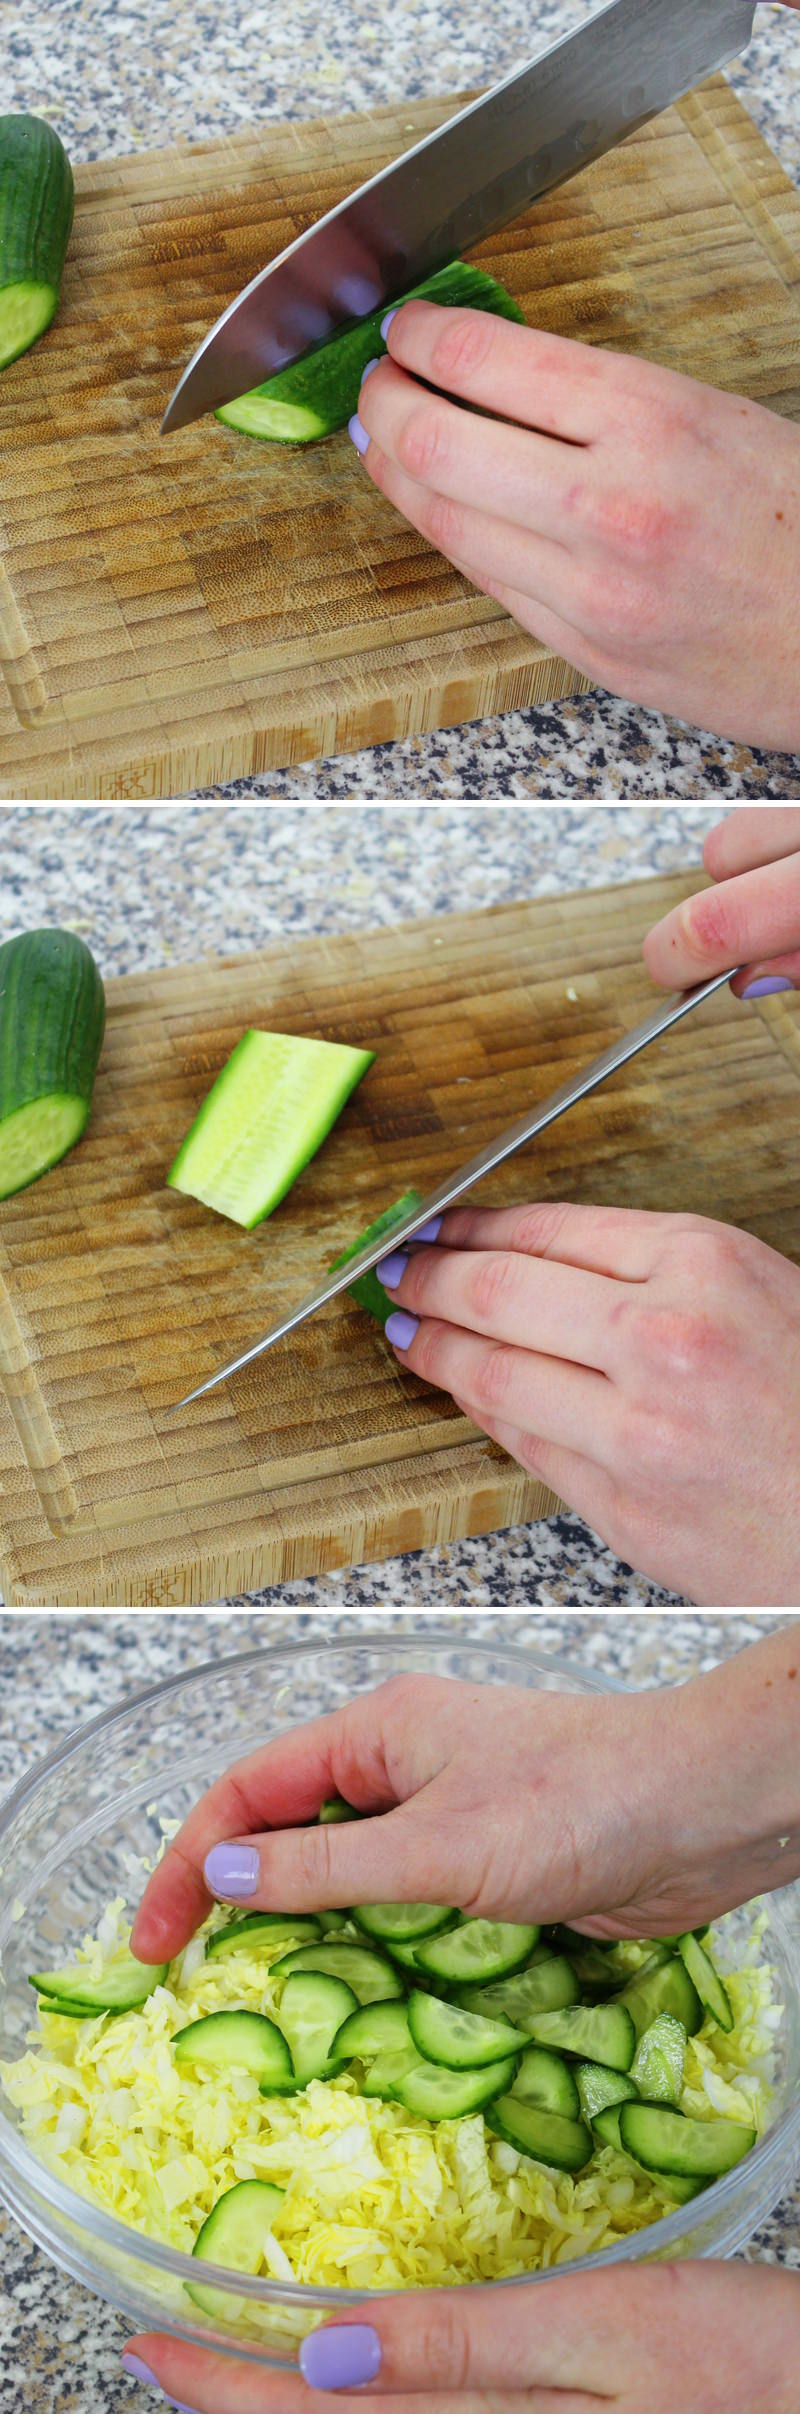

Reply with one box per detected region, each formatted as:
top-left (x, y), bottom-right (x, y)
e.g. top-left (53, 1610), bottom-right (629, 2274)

top-left (0, 1609), bottom-right (797, 2414)
top-left (0, 798), bottom-right (728, 1610)
top-left (5, 0), bottom-right (800, 800)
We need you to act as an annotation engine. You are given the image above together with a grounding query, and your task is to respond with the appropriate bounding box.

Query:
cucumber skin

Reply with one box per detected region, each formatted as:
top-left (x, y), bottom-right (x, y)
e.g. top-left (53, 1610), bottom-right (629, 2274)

top-left (0, 116), bottom-right (74, 353)
top-left (329, 1189), bottom-right (423, 1327)
top-left (0, 929), bottom-right (105, 1184)
top-left (217, 260), bottom-right (526, 444)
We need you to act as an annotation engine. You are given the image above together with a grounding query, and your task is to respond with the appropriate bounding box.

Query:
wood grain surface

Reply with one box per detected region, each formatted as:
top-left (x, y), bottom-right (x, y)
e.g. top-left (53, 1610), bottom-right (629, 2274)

top-left (1, 873), bottom-right (798, 1607)
top-left (1, 77), bottom-right (799, 798)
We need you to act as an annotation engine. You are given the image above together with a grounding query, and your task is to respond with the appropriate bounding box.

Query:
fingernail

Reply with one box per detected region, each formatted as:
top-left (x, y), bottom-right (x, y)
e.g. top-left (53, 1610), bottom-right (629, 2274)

top-left (300, 2324), bottom-right (382, 2391)
top-left (740, 975), bottom-right (795, 998)
top-left (348, 413), bottom-right (369, 456)
top-left (413, 1215), bottom-right (442, 1243)
top-left (360, 356), bottom-right (381, 384)
top-left (121, 2352), bottom-right (200, 2411)
top-left (203, 1842), bottom-right (259, 1899)
top-left (380, 307), bottom-right (399, 341)
top-left (385, 1310), bottom-right (419, 1350)
top-left (377, 1250), bottom-right (408, 1289)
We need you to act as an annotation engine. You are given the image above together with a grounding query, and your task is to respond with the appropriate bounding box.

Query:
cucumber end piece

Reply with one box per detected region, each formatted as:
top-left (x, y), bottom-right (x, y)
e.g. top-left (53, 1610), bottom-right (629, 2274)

top-left (0, 1093), bottom-right (88, 1198)
top-left (0, 279), bottom-right (58, 370)
top-left (216, 395), bottom-right (329, 443)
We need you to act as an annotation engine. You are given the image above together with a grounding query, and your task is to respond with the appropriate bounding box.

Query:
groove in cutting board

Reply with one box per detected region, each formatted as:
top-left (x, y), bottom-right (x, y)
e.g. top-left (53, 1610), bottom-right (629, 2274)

top-left (1, 77), bottom-right (799, 797)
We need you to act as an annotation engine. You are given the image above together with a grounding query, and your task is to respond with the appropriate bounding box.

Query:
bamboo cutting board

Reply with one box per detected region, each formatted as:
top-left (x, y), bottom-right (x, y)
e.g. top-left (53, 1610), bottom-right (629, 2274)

top-left (1, 78), bottom-right (800, 799)
top-left (1, 873), bottom-right (799, 1608)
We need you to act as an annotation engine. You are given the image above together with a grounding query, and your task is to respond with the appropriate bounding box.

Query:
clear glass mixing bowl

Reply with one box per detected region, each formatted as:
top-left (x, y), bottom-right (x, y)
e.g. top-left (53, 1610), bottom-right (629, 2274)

top-left (1, 1630), bottom-right (798, 2370)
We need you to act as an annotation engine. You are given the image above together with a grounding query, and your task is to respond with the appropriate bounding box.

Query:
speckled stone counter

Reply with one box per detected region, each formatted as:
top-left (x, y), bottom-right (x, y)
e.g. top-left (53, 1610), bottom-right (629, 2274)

top-left (0, 1610), bottom-right (797, 2414)
top-left (0, 798), bottom-right (731, 1608)
top-left (5, 2), bottom-right (800, 799)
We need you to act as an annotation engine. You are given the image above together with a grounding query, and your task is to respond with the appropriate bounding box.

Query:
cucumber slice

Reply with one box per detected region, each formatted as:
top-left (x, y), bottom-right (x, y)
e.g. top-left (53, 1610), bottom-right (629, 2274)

top-left (318, 1799), bottom-right (361, 1824)
top-left (352, 1902), bottom-right (454, 1945)
top-left (630, 2013), bottom-right (686, 2105)
top-left (329, 1190), bottom-right (423, 1327)
top-left (486, 2095), bottom-right (593, 2173)
top-left (382, 1935), bottom-right (425, 1971)
top-left (395, 2052), bottom-right (518, 2121)
top-left (407, 1989), bottom-right (526, 2069)
top-left (206, 1912), bottom-right (322, 1958)
top-left (317, 1909), bottom-right (352, 1933)
top-left (274, 1972), bottom-right (358, 2086)
top-left (618, 2102), bottom-right (756, 2179)
top-left (0, 929), bottom-right (105, 1198)
top-left (30, 1951), bottom-right (167, 2014)
top-left (676, 1933), bottom-right (734, 2033)
top-left (456, 1955), bottom-right (579, 2027)
top-left (168, 1027), bottom-right (375, 1227)
top-left (36, 1997), bottom-right (107, 2021)
top-left (617, 1954), bottom-right (702, 2042)
top-left (511, 2046), bottom-right (580, 2119)
top-left (414, 1919), bottom-right (539, 1986)
top-left (361, 2045), bottom-right (421, 2099)
top-left (0, 117), bottom-right (74, 370)
top-left (521, 2003), bottom-right (636, 2073)
top-left (554, 1936), bottom-right (621, 1995)
top-left (272, 1939), bottom-right (404, 2004)
top-left (591, 2103), bottom-right (625, 2150)
top-left (576, 2062), bottom-right (638, 2124)
top-left (187, 2178), bottom-right (285, 2319)
top-left (173, 2009), bottom-right (294, 2088)
top-left (332, 2000), bottom-right (413, 2061)
top-left (217, 260), bottom-right (525, 446)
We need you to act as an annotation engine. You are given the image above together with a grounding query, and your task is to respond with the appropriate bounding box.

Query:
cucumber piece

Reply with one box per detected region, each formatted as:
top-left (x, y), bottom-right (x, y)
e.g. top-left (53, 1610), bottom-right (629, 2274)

top-left (206, 1912), bottom-right (323, 1958)
top-left (630, 2013), bottom-right (686, 2105)
top-left (486, 2095), bottom-right (593, 2173)
top-left (329, 1190), bottom-right (423, 1327)
top-left (317, 1909), bottom-right (352, 1933)
top-left (187, 2178), bottom-right (285, 2319)
top-left (617, 1955), bottom-right (702, 2042)
top-left (395, 2052), bottom-right (518, 2121)
top-left (361, 2046), bottom-right (421, 2100)
top-left (676, 1933), bottom-right (734, 2033)
top-left (36, 1997), bottom-right (107, 2021)
top-left (272, 1939), bottom-right (404, 2004)
top-left (407, 1989), bottom-right (526, 2069)
top-left (618, 2102), bottom-right (756, 2179)
top-left (457, 1954), bottom-right (578, 2026)
top-left (554, 1935), bottom-right (621, 1995)
top-left (318, 1799), bottom-right (361, 1824)
top-left (217, 260), bottom-right (525, 445)
top-left (511, 2046), bottom-right (580, 2119)
top-left (168, 1027), bottom-right (375, 1227)
top-left (30, 1950), bottom-right (166, 2015)
top-left (382, 1935), bottom-right (425, 1971)
top-left (521, 2003), bottom-right (636, 2073)
top-left (576, 2062), bottom-right (638, 2124)
top-left (274, 1972), bottom-right (358, 2086)
top-left (332, 2000), bottom-right (413, 2061)
top-left (0, 116), bottom-right (74, 370)
top-left (0, 929), bottom-right (105, 1199)
top-left (173, 2009), bottom-right (294, 2088)
top-left (352, 1901), bottom-right (454, 1945)
top-left (591, 2103), bottom-right (625, 2150)
top-left (414, 1919), bottom-right (539, 1986)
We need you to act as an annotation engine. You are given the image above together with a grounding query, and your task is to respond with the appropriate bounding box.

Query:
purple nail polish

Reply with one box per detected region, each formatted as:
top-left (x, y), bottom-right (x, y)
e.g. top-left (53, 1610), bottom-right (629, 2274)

top-left (740, 975), bottom-right (795, 999)
top-left (348, 413), bottom-right (369, 456)
top-left (377, 1250), bottom-right (408, 1289)
top-left (380, 307), bottom-right (399, 341)
top-left (300, 2324), bottom-right (382, 2391)
top-left (360, 356), bottom-right (381, 384)
top-left (413, 1215), bottom-right (442, 1243)
top-left (385, 1310), bottom-right (419, 1350)
top-left (121, 2354), bottom-right (161, 2388)
top-left (203, 1842), bottom-right (259, 1899)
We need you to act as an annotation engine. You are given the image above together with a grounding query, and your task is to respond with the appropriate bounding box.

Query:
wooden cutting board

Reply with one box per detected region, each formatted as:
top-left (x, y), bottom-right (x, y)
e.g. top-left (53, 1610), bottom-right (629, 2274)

top-left (1, 872), bottom-right (799, 1608)
top-left (1, 78), bottom-right (800, 799)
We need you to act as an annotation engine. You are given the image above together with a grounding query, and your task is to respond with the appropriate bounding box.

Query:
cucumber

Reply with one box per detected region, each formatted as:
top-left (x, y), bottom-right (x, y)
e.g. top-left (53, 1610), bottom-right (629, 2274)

top-left (617, 1955), bottom-right (703, 2042)
top-left (676, 1932), bottom-right (734, 2033)
top-left (576, 2062), bottom-right (638, 2124)
top-left (521, 2003), bottom-right (636, 2073)
top-left (352, 1901), bottom-right (454, 1945)
top-left (630, 2013), bottom-right (686, 2105)
top-left (217, 259), bottom-right (525, 445)
top-left (618, 2102), bottom-right (756, 2179)
top-left (318, 1799), bottom-right (361, 1824)
top-left (511, 2046), bottom-right (580, 2119)
top-left (332, 2000), bottom-right (413, 2062)
top-left (274, 1972), bottom-right (358, 2086)
top-left (0, 929), bottom-right (105, 1200)
top-left (173, 2009), bottom-right (295, 2088)
top-left (395, 2052), bottom-right (518, 2121)
top-left (456, 1954), bottom-right (578, 2027)
top-left (329, 1190), bottom-right (423, 1328)
top-left (30, 1950), bottom-right (166, 2015)
top-left (486, 2095), bottom-right (593, 2173)
top-left (271, 1939), bottom-right (404, 2004)
top-left (0, 116), bottom-right (74, 370)
top-left (591, 2102), bottom-right (625, 2150)
top-left (206, 1912), bottom-right (323, 1958)
top-left (168, 1027), bottom-right (375, 1227)
top-left (414, 1919), bottom-right (539, 1986)
top-left (188, 2178), bottom-right (285, 2319)
top-left (407, 1989), bottom-right (526, 2069)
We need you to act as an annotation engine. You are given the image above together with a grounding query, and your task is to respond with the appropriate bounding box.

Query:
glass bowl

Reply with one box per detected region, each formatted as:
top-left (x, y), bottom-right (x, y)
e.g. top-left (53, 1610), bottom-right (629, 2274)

top-left (1, 1629), bottom-right (798, 2370)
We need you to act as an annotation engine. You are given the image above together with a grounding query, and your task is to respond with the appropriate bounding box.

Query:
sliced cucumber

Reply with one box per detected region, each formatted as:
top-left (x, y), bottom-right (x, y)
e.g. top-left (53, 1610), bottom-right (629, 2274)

top-left (676, 1933), bottom-right (734, 2033)
top-left (187, 2178), bottom-right (285, 2319)
top-left (0, 116), bottom-right (74, 370)
top-left (30, 1950), bottom-right (167, 2015)
top-left (456, 1954), bottom-right (579, 2028)
top-left (630, 2013), bottom-right (686, 2106)
top-left (414, 1919), bottom-right (539, 1987)
top-left (0, 928), bottom-right (105, 1199)
top-left (332, 2000), bottom-right (413, 2061)
top-left (521, 2003), bottom-right (636, 2073)
top-left (618, 2102), bottom-right (756, 2179)
top-left (352, 1901), bottom-right (454, 1945)
top-left (318, 1799), bottom-right (361, 1825)
top-left (272, 1939), bottom-right (404, 2004)
top-left (383, 1935), bottom-right (425, 1971)
top-left (274, 1972), bottom-right (358, 2087)
top-left (329, 1190), bottom-right (423, 1327)
top-left (395, 2052), bottom-right (518, 2121)
top-left (317, 1909), bottom-right (352, 1932)
top-left (617, 1955), bottom-right (702, 2042)
top-left (173, 2009), bottom-right (294, 2088)
top-left (168, 1027), bottom-right (375, 1227)
top-left (591, 2103), bottom-right (625, 2150)
top-left (486, 2095), bottom-right (593, 2173)
top-left (217, 260), bottom-right (525, 446)
top-left (553, 1936), bottom-right (621, 1995)
top-left (576, 2062), bottom-right (638, 2124)
top-left (361, 2045), bottom-right (421, 2100)
top-left (407, 1989), bottom-right (525, 2070)
top-left (206, 1912), bottom-right (323, 1959)
top-left (36, 1997), bottom-right (107, 2021)
top-left (510, 2046), bottom-right (580, 2119)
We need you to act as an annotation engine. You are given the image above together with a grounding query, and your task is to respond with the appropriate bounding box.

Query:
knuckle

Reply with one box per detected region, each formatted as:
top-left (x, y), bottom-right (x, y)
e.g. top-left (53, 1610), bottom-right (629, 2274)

top-left (579, 482), bottom-right (679, 562)
top-left (412, 1315), bottom-right (449, 1384)
top-left (474, 1341), bottom-right (518, 1413)
top-left (677, 885), bottom-right (738, 964)
top-left (423, 488), bottom-right (465, 556)
top-left (398, 402), bottom-right (452, 484)
top-left (469, 1251), bottom-right (518, 1323)
top-left (298, 1821), bottom-right (334, 1893)
top-left (630, 1302), bottom-right (722, 1380)
top-left (430, 305), bottom-right (496, 385)
top-left (508, 1200), bottom-right (574, 1258)
top-left (415, 2300), bottom-right (474, 2392)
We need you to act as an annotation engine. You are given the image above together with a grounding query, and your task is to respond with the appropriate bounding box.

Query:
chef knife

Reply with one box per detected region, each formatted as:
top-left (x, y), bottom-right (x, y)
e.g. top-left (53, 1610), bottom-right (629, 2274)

top-left (169, 966), bottom-right (739, 1412)
top-left (162, 0), bottom-right (756, 434)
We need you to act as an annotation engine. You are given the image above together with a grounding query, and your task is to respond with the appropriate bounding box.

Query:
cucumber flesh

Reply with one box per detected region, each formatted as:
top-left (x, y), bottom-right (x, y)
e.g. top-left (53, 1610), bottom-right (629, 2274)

top-left (395, 2052), bottom-right (518, 2121)
top-left (576, 2061), bottom-right (638, 2123)
top-left (0, 278), bottom-right (57, 370)
top-left (486, 2095), bottom-right (593, 2172)
top-left (0, 116), bottom-right (74, 370)
top-left (618, 2102), bottom-right (756, 2179)
top-left (352, 1900), bottom-right (453, 1945)
top-left (206, 1912), bottom-right (322, 1959)
top-left (407, 1989), bottom-right (526, 2070)
top-left (511, 2045), bottom-right (580, 2119)
top-left (457, 1954), bottom-right (578, 2027)
top-left (617, 1955), bottom-right (703, 2042)
top-left (318, 1799), bottom-right (361, 1825)
top-left (30, 1951), bottom-right (167, 2014)
top-left (329, 1190), bottom-right (423, 1327)
top-left (173, 2009), bottom-right (294, 2088)
top-left (630, 2013), bottom-right (686, 2105)
top-left (676, 1932), bottom-right (734, 2033)
top-left (1, 1094), bottom-right (88, 1200)
top-left (414, 1919), bottom-right (539, 1986)
top-left (188, 2178), bottom-right (285, 2319)
top-left (272, 1939), bottom-right (404, 2004)
top-left (332, 2000), bottom-right (413, 2061)
top-left (0, 927), bottom-right (105, 1197)
top-left (168, 1027), bottom-right (375, 1227)
top-left (591, 2103), bottom-right (625, 2150)
top-left (522, 2002), bottom-right (636, 2073)
top-left (274, 1972), bottom-right (358, 2086)
top-left (217, 259), bottom-right (525, 445)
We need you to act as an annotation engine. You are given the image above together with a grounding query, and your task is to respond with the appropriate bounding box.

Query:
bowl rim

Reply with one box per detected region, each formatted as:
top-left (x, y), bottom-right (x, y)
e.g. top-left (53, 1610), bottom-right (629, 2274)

top-left (1, 1627), bottom-right (798, 2308)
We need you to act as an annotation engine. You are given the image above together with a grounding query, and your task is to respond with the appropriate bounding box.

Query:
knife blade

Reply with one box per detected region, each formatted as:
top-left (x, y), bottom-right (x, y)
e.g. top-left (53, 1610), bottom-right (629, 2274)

top-left (168, 967), bottom-right (738, 1413)
top-left (161, 0), bottom-right (756, 433)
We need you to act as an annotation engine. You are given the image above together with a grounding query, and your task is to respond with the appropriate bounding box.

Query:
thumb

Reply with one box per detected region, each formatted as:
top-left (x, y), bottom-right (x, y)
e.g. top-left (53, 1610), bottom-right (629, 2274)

top-left (200, 1799), bottom-right (453, 1921)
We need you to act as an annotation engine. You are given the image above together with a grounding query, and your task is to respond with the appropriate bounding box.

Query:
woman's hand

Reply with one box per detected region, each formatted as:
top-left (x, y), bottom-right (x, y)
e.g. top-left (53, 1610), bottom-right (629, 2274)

top-left (121, 2259), bottom-right (800, 2412)
top-left (349, 304), bottom-right (800, 751)
top-left (371, 1201), bottom-right (800, 1607)
top-left (644, 808), bottom-right (800, 998)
